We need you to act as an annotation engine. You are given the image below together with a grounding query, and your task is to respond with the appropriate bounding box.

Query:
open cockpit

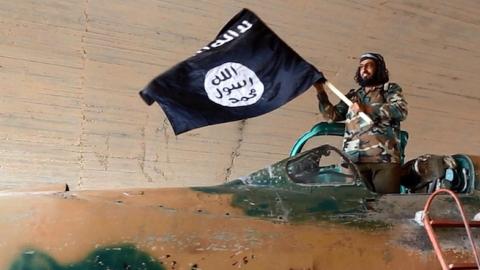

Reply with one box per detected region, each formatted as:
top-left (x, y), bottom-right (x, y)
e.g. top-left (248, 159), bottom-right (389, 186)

top-left (288, 122), bottom-right (478, 195)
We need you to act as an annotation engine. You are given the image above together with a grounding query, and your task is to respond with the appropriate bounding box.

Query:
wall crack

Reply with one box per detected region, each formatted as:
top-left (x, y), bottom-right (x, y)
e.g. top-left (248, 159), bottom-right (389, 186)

top-left (224, 120), bottom-right (246, 182)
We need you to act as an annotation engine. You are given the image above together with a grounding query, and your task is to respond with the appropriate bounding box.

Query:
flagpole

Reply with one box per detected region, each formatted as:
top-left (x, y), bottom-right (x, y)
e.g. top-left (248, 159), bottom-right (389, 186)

top-left (324, 81), bottom-right (373, 124)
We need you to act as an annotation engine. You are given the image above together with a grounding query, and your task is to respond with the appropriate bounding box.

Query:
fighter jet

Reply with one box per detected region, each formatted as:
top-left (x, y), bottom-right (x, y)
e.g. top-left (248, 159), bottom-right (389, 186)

top-left (2, 122), bottom-right (479, 270)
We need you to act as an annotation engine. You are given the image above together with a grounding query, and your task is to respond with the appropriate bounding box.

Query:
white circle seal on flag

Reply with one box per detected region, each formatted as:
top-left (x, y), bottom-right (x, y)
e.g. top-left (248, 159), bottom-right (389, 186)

top-left (204, 62), bottom-right (264, 107)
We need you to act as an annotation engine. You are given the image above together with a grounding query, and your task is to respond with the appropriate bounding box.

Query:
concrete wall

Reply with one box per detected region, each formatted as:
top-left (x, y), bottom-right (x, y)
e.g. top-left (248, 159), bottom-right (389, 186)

top-left (0, 0), bottom-right (479, 190)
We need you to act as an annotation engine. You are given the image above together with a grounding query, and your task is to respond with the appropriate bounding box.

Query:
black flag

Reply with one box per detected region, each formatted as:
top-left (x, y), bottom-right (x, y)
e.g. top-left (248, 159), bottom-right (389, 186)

top-left (140, 8), bottom-right (324, 135)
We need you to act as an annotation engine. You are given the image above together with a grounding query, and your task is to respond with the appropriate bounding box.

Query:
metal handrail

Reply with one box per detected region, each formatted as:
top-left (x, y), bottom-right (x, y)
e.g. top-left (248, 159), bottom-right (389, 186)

top-left (423, 189), bottom-right (480, 270)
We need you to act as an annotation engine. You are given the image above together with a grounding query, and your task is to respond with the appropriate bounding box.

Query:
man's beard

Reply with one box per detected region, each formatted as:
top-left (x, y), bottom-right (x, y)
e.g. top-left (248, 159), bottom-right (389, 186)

top-left (358, 76), bottom-right (381, 87)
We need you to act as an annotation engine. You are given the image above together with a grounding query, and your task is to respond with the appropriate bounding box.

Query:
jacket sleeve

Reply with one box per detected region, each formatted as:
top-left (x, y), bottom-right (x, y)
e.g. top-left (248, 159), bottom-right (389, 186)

top-left (317, 89), bottom-right (356, 121)
top-left (369, 83), bottom-right (408, 122)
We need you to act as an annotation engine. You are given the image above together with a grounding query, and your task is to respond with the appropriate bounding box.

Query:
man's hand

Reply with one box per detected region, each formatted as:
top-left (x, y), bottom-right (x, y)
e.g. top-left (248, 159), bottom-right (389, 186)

top-left (351, 102), bottom-right (374, 114)
top-left (313, 81), bottom-right (326, 94)
top-left (351, 102), bottom-right (361, 113)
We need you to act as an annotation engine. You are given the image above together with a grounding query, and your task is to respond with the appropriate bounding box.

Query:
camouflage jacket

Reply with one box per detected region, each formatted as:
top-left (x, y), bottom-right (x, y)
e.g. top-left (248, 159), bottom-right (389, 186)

top-left (317, 82), bottom-right (408, 164)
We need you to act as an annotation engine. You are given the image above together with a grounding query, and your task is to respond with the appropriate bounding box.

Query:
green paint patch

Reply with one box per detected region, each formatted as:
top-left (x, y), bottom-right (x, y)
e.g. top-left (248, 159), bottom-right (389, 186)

top-left (307, 198), bottom-right (339, 213)
top-left (193, 183), bottom-right (386, 229)
top-left (9, 244), bottom-right (166, 270)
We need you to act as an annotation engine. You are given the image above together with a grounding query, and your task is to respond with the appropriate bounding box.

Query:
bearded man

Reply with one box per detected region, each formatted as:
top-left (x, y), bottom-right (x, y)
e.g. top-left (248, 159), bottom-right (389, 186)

top-left (314, 52), bottom-right (408, 193)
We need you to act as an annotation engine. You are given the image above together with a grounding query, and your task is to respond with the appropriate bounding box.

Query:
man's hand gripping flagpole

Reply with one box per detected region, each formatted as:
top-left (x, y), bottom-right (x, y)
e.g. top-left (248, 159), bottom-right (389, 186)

top-left (324, 81), bottom-right (373, 125)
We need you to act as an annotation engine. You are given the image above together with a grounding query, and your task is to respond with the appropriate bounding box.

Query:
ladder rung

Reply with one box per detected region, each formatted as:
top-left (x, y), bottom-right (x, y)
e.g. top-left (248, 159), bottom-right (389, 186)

top-left (430, 219), bottom-right (480, 228)
top-left (449, 262), bottom-right (479, 269)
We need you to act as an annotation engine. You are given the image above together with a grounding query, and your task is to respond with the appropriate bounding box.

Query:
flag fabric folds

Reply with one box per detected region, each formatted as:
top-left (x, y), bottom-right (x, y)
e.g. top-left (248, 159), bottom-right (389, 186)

top-left (139, 8), bottom-right (324, 135)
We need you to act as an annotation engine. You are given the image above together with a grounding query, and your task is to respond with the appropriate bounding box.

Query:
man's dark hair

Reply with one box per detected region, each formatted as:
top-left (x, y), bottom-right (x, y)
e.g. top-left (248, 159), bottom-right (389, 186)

top-left (354, 53), bottom-right (389, 87)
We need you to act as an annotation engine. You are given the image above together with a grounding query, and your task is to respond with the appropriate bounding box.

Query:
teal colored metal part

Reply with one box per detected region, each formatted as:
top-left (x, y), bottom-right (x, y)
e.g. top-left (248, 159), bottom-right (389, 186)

top-left (452, 154), bottom-right (477, 193)
top-left (290, 122), bottom-right (409, 164)
top-left (9, 245), bottom-right (166, 270)
top-left (289, 122), bottom-right (345, 157)
top-left (399, 130), bottom-right (409, 165)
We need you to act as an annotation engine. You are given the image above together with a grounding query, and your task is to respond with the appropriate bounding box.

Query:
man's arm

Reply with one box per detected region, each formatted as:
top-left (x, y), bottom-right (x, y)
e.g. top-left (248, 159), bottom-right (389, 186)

top-left (314, 82), bottom-right (350, 122)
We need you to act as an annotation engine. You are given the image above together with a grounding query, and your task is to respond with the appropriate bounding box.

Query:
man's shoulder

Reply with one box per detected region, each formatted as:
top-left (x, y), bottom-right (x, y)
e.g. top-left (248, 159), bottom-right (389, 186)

top-left (386, 82), bottom-right (402, 91)
top-left (383, 82), bottom-right (403, 96)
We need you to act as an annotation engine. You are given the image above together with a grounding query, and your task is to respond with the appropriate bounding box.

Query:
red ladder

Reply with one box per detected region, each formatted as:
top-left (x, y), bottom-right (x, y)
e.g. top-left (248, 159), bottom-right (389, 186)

top-left (423, 189), bottom-right (480, 270)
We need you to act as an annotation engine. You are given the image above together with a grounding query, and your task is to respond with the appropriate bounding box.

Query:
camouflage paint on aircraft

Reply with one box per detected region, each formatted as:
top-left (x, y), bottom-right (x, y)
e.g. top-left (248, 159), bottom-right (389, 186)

top-left (1, 147), bottom-right (479, 269)
top-left (194, 147), bottom-right (387, 229)
top-left (9, 245), bottom-right (167, 270)
top-left (0, 184), bottom-right (474, 270)
top-left (194, 180), bottom-right (388, 229)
